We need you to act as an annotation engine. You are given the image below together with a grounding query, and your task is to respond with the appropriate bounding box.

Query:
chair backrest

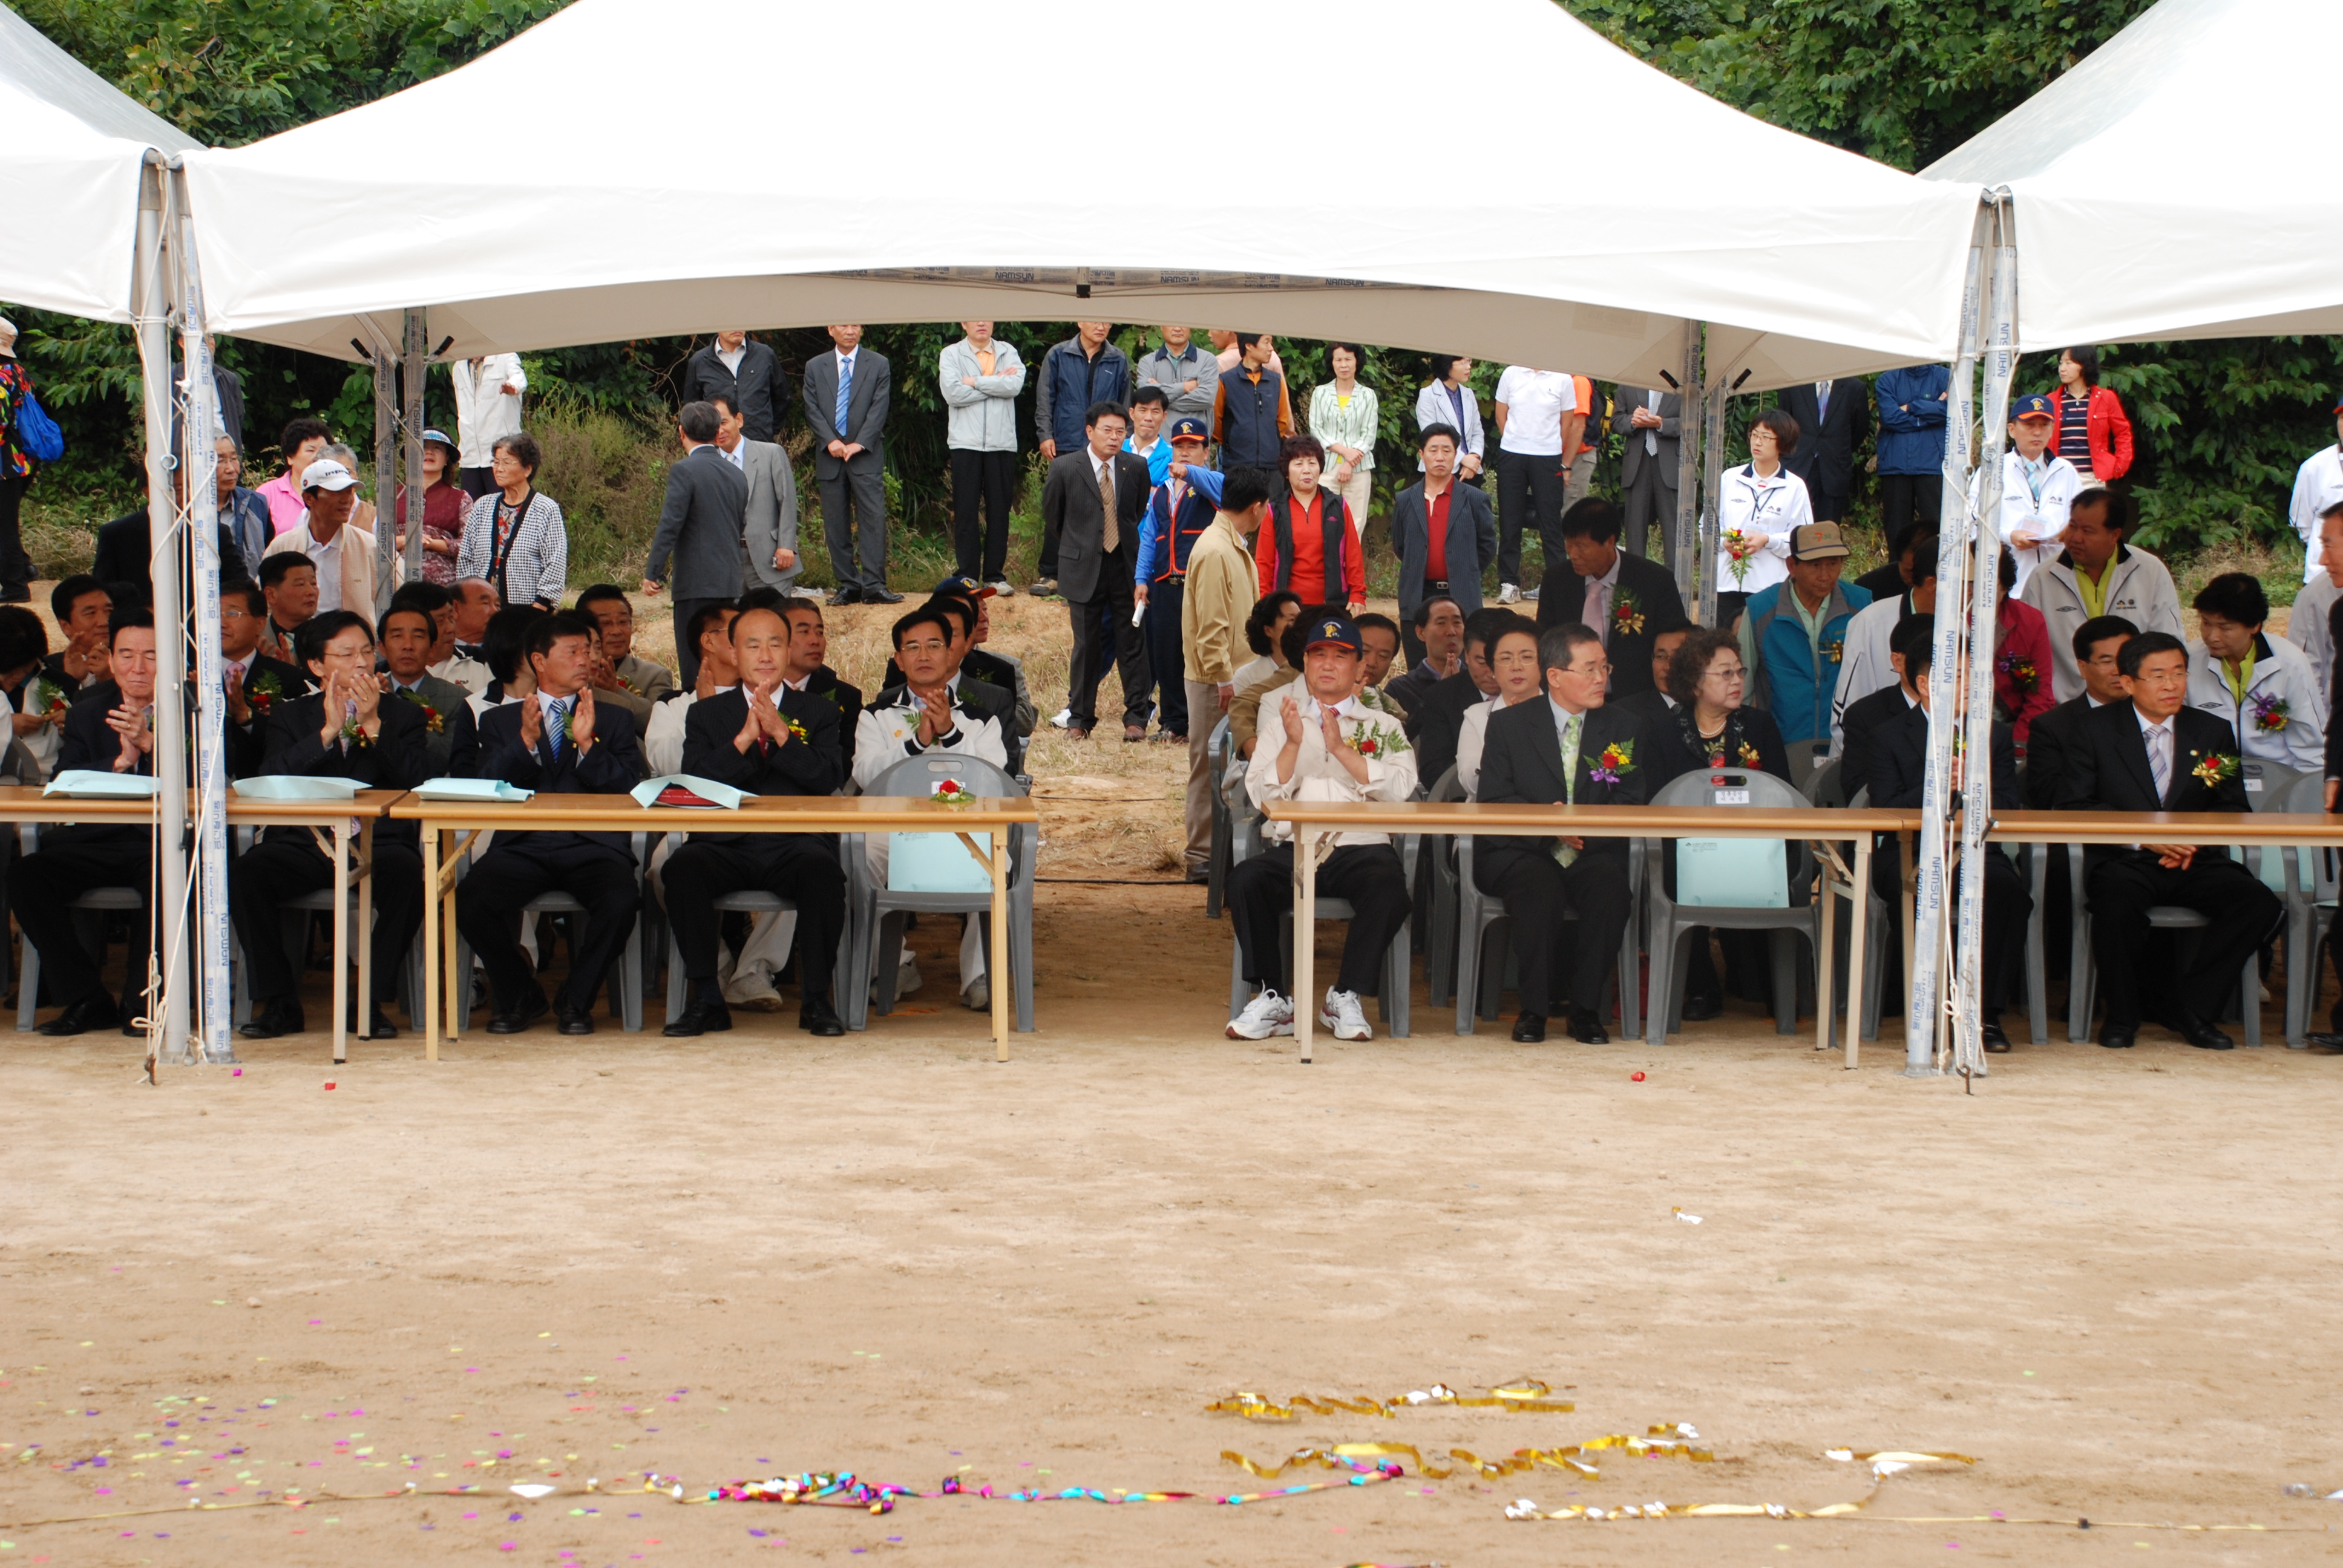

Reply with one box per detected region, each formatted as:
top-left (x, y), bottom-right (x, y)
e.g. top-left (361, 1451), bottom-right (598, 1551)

top-left (865, 752), bottom-right (1025, 801)
top-left (2244, 760), bottom-right (2304, 813)
top-left (1805, 756), bottom-right (1847, 808)
top-left (1428, 764), bottom-right (1465, 804)
top-left (1207, 716), bottom-right (1229, 770)
top-left (2266, 770), bottom-right (2336, 898)
top-left (1649, 767), bottom-right (1813, 909)
top-left (1788, 738), bottom-right (1832, 791)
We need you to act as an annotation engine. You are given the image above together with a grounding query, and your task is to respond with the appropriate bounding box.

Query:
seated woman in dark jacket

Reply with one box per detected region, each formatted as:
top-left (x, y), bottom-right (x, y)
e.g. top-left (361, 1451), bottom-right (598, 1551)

top-left (1645, 626), bottom-right (1792, 1017)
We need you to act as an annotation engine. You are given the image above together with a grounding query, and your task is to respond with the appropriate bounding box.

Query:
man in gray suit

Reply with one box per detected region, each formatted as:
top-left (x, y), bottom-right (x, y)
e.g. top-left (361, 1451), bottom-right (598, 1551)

top-left (802, 324), bottom-right (898, 606)
top-left (1038, 400), bottom-right (1154, 740)
top-left (710, 393), bottom-right (801, 599)
top-left (642, 400), bottom-right (750, 688)
top-left (1613, 386), bottom-right (1682, 565)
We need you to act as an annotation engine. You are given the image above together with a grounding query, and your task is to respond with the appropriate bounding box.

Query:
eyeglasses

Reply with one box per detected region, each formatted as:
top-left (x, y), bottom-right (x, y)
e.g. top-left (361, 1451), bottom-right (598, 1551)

top-left (1569, 661), bottom-right (1614, 682)
top-left (1705, 667), bottom-right (1747, 683)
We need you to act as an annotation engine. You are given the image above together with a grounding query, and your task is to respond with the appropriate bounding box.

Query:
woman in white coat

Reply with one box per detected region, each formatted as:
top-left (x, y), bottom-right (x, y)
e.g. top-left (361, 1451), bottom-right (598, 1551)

top-left (1714, 408), bottom-right (1812, 628)
top-left (2184, 571), bottom-right (2327, 773)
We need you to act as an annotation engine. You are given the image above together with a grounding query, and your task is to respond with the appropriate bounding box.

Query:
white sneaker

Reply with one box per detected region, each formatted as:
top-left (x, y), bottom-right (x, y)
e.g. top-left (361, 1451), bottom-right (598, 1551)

top-left (1497, 582), bottom-right (1521, 604)
top-left (1522, 585), bottom-right (1541, 602)
top-left (963, 975), bottom-right (991, 1010)
top-left (872, 949), bottom-right (922, 1005)
top-left (1320, 987), bottom-right (1372, 1041)
top-left (1228, 987), bottom-right (1295, 1039)
top-left (987, 580), bottom-right (1016, 598)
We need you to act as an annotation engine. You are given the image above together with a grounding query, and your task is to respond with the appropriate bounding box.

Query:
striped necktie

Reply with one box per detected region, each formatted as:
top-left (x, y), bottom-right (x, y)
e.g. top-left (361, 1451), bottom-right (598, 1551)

top-left (834, 354), bottom-right (853, 440)
top-left (2145, 720), bottom-right (2171, 802)
top-left (548, 698), bottom-right (568, 760)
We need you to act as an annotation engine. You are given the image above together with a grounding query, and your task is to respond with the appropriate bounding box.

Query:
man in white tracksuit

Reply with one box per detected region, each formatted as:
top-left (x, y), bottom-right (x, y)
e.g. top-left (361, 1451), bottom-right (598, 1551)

top-left (1980, 391), bottom-right (2082, 593)
top-left (2185, 570), bottom-right (2326, 773)
top-left (2285, 395), bottom-right (2343, 587)
top-left (2017, 488), bottom-right (2185, 704)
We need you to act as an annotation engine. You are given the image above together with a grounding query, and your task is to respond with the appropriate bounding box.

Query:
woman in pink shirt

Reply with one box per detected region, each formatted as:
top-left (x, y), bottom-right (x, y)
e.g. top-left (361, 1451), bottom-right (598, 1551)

top-left (254, 416), bottom-right (332, 535)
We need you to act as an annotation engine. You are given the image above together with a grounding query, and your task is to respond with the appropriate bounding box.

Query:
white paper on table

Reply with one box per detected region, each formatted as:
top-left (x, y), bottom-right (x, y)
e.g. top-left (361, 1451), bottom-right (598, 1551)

top-left (231, 776), bottom-right (370, 802)
top-left (415, 777), bottom-right (534, 802)
top-left (631, 774), bottom-right (753, 810)
top-left (42, 769), bottom-right (159, 799)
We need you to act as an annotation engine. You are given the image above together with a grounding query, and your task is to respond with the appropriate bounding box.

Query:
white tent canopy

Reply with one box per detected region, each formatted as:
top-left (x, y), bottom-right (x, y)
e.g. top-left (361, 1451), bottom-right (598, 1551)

top-left (1925, 0), bottom-right (2343, 349)
top-left (0, 2), bottom-right (199, 321)
top-left (180, 0), bottom-right (1976, 391)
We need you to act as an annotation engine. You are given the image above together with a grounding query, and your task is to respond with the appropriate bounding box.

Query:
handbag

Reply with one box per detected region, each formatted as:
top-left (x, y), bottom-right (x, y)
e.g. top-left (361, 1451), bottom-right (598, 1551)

top-left (13, 386), bottom-right (62, 463)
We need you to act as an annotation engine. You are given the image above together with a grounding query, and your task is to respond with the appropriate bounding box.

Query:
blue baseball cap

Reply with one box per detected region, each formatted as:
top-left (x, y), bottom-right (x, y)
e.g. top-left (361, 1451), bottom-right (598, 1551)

top-left (1303, 615), bottom-right (1363, 655)
top-left (1168, 416), bottom-right (1209, 443)
top-left (932, 574), bottom-right (997, 599)
top-left (2011, 392), bottom-right (2056, 422)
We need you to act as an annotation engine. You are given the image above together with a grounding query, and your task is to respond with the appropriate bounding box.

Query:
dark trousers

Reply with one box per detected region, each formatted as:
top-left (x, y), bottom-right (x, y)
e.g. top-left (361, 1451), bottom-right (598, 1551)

top-left (1808, 485), bottom-right (1850, 524)
top-left (1879, 473), bottom-right (1944, 554)
top-left (2086, 853), bottom-right (2281, 1026)
top-left (1142, 577), bottom-right (1190, 738)
top-left (664, 837), bottom-right (845, 1000)
top-left (1622, 463), bottom-right (1677, 566)
top-left (1230, 841), bottom-right (1412, 996)
top-left (1715, 591), bottom-right (1750, 632)
top-left (1873, 844), bottom-right (2030, 1016)
top-left (819, 453), bottom-right (888, 596)
top-left (1067, 544), bottom-right (1151, 731)
top-left (1494, 448), bottom-right (1563, 586)
top-left (460, 465), bottom-right (497, 500)
top-left (456, 843), bottom-right (640, 1013)
top-left (671, 597), bottom-right (729, 690)
top-left (0, 471), bottom-right (31, 592)
top-left (1479, 848), bottom-right (1630, 1018)
top-left (950, 448), bottom-right (1017, 583)
top-left (10, 837), bottom-right (151, 1008)
top-left (230, 838), bottom-right (423, 1007)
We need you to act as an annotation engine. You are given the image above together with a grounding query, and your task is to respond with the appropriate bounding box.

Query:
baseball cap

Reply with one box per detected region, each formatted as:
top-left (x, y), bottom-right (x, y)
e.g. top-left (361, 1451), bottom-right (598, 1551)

top-left (2011, 391), bottom-right (2056, 422)
top-left (421, 427), bottom-right (459, 455)
top-left (1168, 416), bottom-right (1209, 443)
top-left (1788, 521), bottom-right (1850, 561)
top-left (1303, 615), bottom-right (1363, 655)
top-left (301, 457), bottom-right (358, 492)
top-left (932, 573), bottom-right (997, 599)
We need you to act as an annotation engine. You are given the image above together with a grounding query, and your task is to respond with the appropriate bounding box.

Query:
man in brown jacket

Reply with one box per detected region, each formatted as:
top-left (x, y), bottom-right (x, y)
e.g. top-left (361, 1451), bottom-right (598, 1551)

top-left (1178, 462), bottom-right (1272, 881)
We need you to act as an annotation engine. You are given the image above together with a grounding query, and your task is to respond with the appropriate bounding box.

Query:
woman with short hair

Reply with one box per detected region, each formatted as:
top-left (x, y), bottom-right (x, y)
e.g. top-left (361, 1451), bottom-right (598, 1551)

top-left (2050, 345), bottom-right (2134, 483)
top-left (395, 428), bottom-right (469, 585)
top-left (454, 432), bottom-right (567, 612)
top-left (1255, 436), bottom-right (1365, 613)
top-left (1714, 408), bottom-right (1813, 628)
top-left (1308, 342), bottom-right (1378, 535)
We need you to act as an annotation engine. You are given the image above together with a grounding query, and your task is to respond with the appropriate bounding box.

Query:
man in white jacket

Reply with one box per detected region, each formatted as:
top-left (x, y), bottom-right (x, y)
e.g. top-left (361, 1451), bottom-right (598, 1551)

top-left (1987, 392), bottom-right (2082, 593)
top-left (452, 353), bottom-right (526, 499)
top-left (1227, 616), bottom-right (1417, 1043)
top-left (2185, 571), bottom-right (2326, 772)
top-left (2017, 488), bottom-right (2186, 704)
top-left (2285, 395), bottom-right (2343, 586)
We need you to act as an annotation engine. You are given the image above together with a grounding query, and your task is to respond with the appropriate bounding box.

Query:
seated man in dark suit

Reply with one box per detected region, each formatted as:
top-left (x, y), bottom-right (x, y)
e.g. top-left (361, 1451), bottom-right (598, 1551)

top-left (1866, 626), bottom-right (2032, 1052)
top-left (1535, 496), bottom-right (1687, 699)
top-left (378, 601), bottom-right (479, 778)
top-left (1414, 606), bottom-right (1525, 787)
top-left (1473, 622), bottom-right (1647, 1044)
top-left (42, 575), bottom-right (113, 702)
top-left (1605, 619), bottom-right (1693, 740)
top-left (231, 610), bottom-right (434, 1040)
top-left (219, 579), bottom-right (307, 778)
top-left (1839, 613), bottom-right (1939, 801)
top-left (10, 609), bottom-right (166, 1034)
top-left (770, 593), bottom-right (865, 774)
top-left (667, 603), bottom-right (849, 1037)
top-left (456, 612), bottom-right (647, 1036)
top-left (2022, 614), bottom-right (2138, 809)
top-left (2058, 630), bottom-right (2282, 1050)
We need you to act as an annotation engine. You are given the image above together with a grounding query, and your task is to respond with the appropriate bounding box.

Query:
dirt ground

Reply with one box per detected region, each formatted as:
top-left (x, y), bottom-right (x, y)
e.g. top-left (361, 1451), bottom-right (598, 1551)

top-left (5, 595), bottom-right (2342, 1566)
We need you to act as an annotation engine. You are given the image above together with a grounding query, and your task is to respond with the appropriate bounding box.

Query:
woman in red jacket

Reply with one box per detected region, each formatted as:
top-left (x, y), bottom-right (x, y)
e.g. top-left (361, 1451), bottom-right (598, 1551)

top-left (1991, 550), bottom-right (2056, 746)
top-left (2050, 345), bottom-right (2134, 483)
top-left (1255, 434), bottom-right (1366, 612)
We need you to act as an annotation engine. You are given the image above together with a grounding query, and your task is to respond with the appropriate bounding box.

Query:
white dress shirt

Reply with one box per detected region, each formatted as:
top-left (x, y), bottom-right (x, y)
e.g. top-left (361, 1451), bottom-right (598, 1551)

top-left (1245, 688), bottom-right (1417, 844)
top-left (716, 341), bottom-right (746, 376)
top-left (1493, 367), bottom-right (1577, 456)
top-left (303, 526), bottom-right (344, 613)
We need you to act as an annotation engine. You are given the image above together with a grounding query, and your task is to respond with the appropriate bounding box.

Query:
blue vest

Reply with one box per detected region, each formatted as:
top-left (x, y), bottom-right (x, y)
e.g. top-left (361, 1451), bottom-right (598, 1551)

top-left (1217, 366), bottom-right (1286, 469)
top-left (1746, 580), bottom-right (1870, 743)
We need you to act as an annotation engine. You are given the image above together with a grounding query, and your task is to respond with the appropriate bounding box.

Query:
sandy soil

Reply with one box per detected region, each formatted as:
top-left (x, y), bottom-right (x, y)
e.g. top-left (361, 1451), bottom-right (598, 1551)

top-left (5, 596), bottom-right (2341, 1566)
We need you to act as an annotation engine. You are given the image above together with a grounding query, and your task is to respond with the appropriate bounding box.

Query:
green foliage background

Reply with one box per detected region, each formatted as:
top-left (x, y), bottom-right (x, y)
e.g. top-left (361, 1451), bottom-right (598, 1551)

top-left (8, 0), bottom-right (2336, 572)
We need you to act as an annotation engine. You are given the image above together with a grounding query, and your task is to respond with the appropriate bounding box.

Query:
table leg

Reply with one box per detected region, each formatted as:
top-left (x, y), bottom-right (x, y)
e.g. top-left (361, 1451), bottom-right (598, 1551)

top-left (422, 826), bottom-right (441, 1064)
top-left (442, 829), bottom-right (462, 1050)
top-left (1815, 846), bottom-right (1837, 1054)
top-left (1294, 831), bottom-right (1317, 1064)
top-left (1899, 831), bottom-right (1916, 1019)
top-left (331, 820), bottom-right (349, 1067)
top-left (991, 825), bottom-right (1009, 1063)
top-left (355, 820), bottom-right (375, 1047)
top-left (1847, 833), bottom-right (1872, 1071)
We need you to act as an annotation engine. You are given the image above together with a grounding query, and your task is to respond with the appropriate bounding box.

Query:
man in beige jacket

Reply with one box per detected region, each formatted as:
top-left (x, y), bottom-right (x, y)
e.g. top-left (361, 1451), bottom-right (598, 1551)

top-left (261, 457), bottom-right (393, 619)
top-left (1179, 462), bottom-right (1271, 880)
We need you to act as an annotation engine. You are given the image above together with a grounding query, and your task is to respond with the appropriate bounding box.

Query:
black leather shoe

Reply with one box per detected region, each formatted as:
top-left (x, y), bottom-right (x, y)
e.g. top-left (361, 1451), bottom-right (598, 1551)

top-left (798, 995), bottom-right (847, 1036)
top-left (240, 997), bottom-right (306, 1040)
top-left (361, 1009), bottom-right (398, 1040)
top-left (2099, 1022), bottom-right (2138, 1050)
top-left (2174, 1010), bottom-right (2233, 1050)
top-left (487, 988), bottom-right (550, 1035)
top-left (863, 587), bottom-right (905, 605)
top-left (2304, 1032), bottom-right (2343, 1053)
top-left (1981, 1018), bottom-right (2013, 1053)
top-left (556, 1004), bottom-right (596, 1036)
top-left (1567, 1007), bottom-right (1610, 1044)
top-left (39, 994), bottom-right (120, 1037)
top-left (1511, 1011), bottom-right (1547, 1043)
top-left (829, 587), bottom-right (862, 607)
top-left (1184, 865), bottom-right (1211, 885)
top-left (664, 997), bottom-right (733, 1037)
top-left (1680, 992), bottom-right (1723, 1021)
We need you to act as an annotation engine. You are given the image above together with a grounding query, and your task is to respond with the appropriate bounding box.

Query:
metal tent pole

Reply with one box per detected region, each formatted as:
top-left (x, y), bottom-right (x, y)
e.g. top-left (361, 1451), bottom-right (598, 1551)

top-left (1698, 368), bottom-right (1726, 631)
top-left (169, 163), bottom-right (232, 1065)
top-left (402, 310), bottom-right (428, 585)
top-left (134, 155), bottom-right (192, 1066)
top-left (1671, 325), bottom-right (1702, 599)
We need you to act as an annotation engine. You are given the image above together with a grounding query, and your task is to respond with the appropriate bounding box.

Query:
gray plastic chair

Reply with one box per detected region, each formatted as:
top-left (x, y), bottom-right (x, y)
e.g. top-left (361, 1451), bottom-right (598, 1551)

top-left (1223, 816), bottom-right (1415, 1039)
top-left (1419, 765), bottom-right (1465, 1007)
top-left (1642, 768), bottom-right (1823, 1044)
top-left (1786, 739), bottom-right (1833, 796)
top-left (1816, 783), bottom-right (1891, 1047)
top-left (843, 754), bottom-right (1035, 1033)
top-left (1204, 718), bottom-right (1232, 919)
top-left (520, 831), bottom-right (649, 1033)
top-left (1804, 756), bottom-right (1847, 808)
top-left (14, 820), bottom-right (145, 1031)
top-left (1451, 832), bottom-right (1640, 1037)
top-left (2268, 771), bottom-right (2335, 1047)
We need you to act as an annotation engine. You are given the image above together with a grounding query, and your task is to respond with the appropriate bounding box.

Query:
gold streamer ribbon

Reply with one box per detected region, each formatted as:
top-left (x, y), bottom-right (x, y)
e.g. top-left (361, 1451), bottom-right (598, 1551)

top-left (1205, 1378), bottom-right (1573, 1422)
top-left (1221, 1425), bottom-right (1712, 1483)
top-left (1504, 1449), bottom-right (1977, 1523)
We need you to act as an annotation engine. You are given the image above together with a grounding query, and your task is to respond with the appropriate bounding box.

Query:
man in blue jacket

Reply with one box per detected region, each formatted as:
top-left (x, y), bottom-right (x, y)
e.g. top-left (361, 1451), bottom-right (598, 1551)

top-left (1031, 323), bottom-right (1130, 596)
top-left (1873, 364), bottom-right (1950, 565)
top-left (1735, 522), bottom-right (1871, 745)
top-left (1133, 417), bottom-right (1222, 744)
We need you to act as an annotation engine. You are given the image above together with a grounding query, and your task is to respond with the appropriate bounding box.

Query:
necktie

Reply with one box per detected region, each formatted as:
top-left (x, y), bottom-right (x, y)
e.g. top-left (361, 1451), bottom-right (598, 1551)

top-left (835, 354), bottom-right (853, 440)
top-left (1556, 713), bottom-right (1584, 866)
top-left (1099, 459), bottom-right (1119, 554)
top-left (548, 699), bottom-right (568, 761)
top-left (1588, 581), bottom-right (1609, 648)
top-left (2146, 721), bottom-right (2170, 802)
top-left (1644, 391), bottom-right (1659, 456)
top-left (1817, 381), bottom-right (1832, 420)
